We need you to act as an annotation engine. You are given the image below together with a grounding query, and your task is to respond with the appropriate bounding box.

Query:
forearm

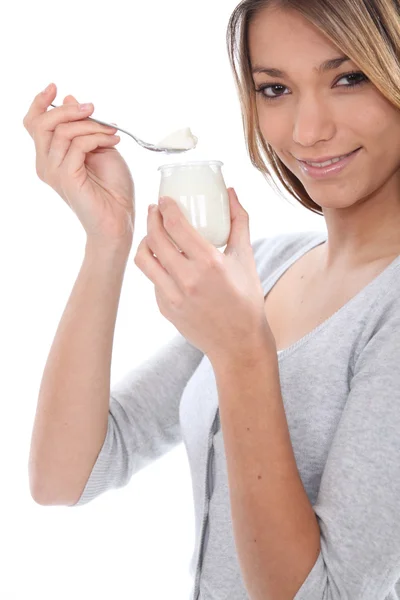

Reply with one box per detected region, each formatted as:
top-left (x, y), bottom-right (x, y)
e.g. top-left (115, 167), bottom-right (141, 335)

top-left (29, 237), bottom-right (132, 505)
top-left (210, 339), bottom-right (321, 600)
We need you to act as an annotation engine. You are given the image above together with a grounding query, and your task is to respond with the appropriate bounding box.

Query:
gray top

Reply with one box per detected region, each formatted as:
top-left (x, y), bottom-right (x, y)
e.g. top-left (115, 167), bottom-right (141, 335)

top-left (70, 229), bottom-right (400, 600)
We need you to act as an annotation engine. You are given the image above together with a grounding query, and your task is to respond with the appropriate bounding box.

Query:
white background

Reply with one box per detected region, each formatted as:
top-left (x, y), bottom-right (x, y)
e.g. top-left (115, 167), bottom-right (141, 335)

top-left (2, 0), bottom-right (325, 598)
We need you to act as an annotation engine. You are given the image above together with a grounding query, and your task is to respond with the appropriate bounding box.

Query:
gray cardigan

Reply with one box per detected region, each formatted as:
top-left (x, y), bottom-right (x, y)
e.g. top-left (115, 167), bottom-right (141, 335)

top-left (70, 229), bottom-right (400, 600)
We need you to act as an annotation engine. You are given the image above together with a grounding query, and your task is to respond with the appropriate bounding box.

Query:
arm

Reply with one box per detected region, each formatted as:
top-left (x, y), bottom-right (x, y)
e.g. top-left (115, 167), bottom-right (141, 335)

top-left (210, 338), bottom-right (320, 600)
top-left (29, 238), bottom-right (132, 505)
top-left (210, 287), bottom-right (400, 600)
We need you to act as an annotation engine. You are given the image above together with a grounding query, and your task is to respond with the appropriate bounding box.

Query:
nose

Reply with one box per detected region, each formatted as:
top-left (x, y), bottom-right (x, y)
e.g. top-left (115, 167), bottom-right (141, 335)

top-left (292, 94), bottom-right (336, 148)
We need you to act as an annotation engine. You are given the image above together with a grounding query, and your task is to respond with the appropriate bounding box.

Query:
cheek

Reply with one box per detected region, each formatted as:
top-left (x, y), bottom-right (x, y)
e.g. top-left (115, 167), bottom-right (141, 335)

top-left (257, 106), bottom-right (286, 146)
top-left (343, 93), bottom-right (398, 143)
top-left (351, 106), bottom-right (400, 161)
top-left (255, 97), bottom-right (293, 150)
top-left (348, 105), bottom-right (380, 134)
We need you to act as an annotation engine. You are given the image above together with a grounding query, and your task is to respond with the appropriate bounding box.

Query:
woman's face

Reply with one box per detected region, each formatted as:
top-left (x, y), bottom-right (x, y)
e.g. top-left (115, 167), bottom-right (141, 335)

top-left (248, 6), bottom-right (400, 210)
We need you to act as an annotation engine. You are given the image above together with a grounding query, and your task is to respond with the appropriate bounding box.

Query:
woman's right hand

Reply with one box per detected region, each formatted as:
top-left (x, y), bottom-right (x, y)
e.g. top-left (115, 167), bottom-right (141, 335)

top-left (23, 83), bottom-right (135, 245)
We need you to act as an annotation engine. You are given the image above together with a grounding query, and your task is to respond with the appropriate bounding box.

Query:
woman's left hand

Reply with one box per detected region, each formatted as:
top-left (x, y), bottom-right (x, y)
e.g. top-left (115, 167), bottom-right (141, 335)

top-left (134, 188), bottom-right (276, 361)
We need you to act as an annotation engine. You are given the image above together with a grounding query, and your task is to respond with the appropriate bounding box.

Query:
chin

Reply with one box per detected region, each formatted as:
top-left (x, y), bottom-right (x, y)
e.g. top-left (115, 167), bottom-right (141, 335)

top-left (307, 191), bottom-right (362, 210)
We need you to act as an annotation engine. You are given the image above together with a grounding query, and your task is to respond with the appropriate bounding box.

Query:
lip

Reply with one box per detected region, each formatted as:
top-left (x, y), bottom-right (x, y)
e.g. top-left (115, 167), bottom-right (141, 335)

top-left (296, 147), bottom-right (362, 179)
top-left (296, 150), bottom-right (358, 162)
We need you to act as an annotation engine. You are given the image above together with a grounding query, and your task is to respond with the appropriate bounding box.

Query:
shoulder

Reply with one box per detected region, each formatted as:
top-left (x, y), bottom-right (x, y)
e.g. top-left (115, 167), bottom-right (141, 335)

top-left (351, 258), bottom-right (400, 370)
top-left (250, 229), bottom-right (326, 275)
top-left (361, 258), bottom-right (400, 331)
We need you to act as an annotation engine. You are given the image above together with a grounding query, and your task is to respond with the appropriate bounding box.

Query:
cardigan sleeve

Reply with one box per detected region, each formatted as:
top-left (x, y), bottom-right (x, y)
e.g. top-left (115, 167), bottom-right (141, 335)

top-left (70, 333), bottom-right (204, 507)
top-left (294, 289), bottom-right (400, 599)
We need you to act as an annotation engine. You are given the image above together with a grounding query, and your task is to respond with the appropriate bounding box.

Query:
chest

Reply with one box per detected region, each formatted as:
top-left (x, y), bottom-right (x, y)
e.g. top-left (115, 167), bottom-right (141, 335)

top-left (264, 247), bottom-right (391, 353)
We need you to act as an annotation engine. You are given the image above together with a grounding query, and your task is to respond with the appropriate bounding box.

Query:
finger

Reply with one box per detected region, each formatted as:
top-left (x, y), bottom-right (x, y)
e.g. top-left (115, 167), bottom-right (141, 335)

top-left (33, 102), bottom-right (96, 168)
top-left (63, 95), bottom-right (78, 104)
top-left (23, 82), bottom-right (57, 134)
top-left (61, 132), bottom-right (120, 176)
top-left (47, 120), bottom-right (118, 171)
top-left (134, 237), bottom-right (183, 304)
top-left (158, 197), bottom-right (217, 262)
top-left (146, 206), bottom-right (193, 284)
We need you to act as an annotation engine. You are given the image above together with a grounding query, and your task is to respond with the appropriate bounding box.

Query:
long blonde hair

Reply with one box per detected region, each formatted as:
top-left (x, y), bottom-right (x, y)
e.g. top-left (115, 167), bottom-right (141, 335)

top-left (226, 0), bottom-right (400, 215)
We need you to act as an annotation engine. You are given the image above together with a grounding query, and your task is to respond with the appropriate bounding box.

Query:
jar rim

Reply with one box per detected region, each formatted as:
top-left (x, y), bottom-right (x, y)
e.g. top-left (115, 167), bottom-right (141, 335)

top-left (157, 160), bottom-right (223, 171)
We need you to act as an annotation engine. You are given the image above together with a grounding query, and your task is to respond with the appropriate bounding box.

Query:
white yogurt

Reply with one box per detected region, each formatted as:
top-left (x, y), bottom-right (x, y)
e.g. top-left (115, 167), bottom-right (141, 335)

top-left (157, 128), bottom-right (198, 151)
top-left (157, 160), bottom-right (231, 248)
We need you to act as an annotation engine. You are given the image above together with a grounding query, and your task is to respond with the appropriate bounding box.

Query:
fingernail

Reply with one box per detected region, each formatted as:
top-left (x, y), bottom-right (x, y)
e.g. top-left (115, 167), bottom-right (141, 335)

top-left (42, 83), bottom-right (53, 94)
top-left (79, 103), bottom-right (93, 111)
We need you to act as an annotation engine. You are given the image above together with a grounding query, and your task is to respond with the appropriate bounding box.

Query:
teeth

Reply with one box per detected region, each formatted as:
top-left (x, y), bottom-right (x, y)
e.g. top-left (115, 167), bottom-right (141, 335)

top-left (305, 152), bottom-right (352, 168)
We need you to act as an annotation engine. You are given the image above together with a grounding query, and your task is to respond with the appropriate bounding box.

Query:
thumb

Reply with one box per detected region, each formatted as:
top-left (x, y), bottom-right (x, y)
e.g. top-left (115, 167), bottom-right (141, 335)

top-left (223, 187), bottom-right (251, 256)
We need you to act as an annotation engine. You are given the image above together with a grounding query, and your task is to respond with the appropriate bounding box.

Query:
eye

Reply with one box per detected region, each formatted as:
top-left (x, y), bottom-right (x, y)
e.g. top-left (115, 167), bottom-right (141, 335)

top-left (335, 71), bottom-right (369, 88)
top-left (255, 71), bottom-right (369, 102)
top-left (255, 83), bottom-right (290, 101)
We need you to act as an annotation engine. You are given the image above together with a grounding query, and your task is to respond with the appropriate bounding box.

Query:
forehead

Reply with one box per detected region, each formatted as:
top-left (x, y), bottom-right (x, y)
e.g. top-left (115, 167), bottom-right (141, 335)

top-left (248, 6), bottom-right (341, 66)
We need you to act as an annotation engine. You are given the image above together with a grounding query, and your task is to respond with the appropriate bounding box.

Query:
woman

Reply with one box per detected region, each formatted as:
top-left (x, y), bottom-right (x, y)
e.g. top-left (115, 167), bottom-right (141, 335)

top-left (25, 0), bottom-right (400, 598)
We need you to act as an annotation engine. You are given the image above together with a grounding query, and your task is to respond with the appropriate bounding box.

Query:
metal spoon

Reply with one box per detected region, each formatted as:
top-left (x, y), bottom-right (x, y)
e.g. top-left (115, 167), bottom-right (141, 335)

top-left (49, 103), bottom-right (192, 154)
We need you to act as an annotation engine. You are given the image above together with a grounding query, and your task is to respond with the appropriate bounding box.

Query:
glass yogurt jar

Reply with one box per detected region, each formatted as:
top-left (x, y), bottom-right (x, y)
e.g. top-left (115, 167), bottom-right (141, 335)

top-left (157, 160), bottom-right (231, 248)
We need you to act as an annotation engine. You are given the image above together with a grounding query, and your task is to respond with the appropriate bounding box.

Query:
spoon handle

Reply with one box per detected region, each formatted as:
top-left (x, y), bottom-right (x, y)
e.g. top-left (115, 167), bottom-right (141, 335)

top-left (50, 103), bottom-right (122, 130)
top-left (49, 103), bottom-right (187, 154)
top-left (49, 103), bottom-right (159, 148)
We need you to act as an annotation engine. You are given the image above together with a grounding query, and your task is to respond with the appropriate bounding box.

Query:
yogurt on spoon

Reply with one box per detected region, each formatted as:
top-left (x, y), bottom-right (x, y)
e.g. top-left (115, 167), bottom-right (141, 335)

top-left (157, 127), bottom-right (198, 151)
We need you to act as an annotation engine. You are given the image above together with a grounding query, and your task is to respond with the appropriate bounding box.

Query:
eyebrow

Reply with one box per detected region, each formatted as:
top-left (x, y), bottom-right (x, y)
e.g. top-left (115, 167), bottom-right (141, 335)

top-left (251, 56), bottom-right (351, 77)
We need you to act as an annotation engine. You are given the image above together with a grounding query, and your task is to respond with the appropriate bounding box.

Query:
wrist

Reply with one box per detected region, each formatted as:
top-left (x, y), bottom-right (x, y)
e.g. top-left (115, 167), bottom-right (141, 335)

top-left (208, 327), bottom-right (277, 373)
top-left (85, 236), bottom-right (133, 266)
top-left (85, 234), bottom-right (132, 254)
